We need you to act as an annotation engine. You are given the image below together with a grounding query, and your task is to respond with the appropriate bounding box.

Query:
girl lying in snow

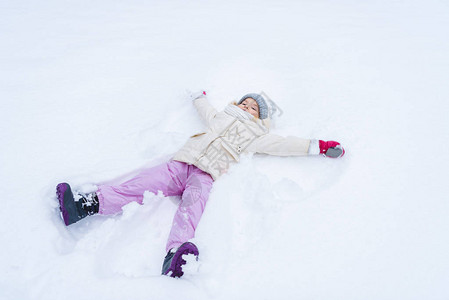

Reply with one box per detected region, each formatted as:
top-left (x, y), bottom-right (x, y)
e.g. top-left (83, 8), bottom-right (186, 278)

top-left (56, 91), bottom-right (345, 278)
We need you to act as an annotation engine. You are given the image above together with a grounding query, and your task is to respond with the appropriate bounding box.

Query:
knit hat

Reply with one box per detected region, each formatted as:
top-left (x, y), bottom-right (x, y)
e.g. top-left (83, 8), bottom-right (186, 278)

top-left (237, 93), bottom-right (269, 119)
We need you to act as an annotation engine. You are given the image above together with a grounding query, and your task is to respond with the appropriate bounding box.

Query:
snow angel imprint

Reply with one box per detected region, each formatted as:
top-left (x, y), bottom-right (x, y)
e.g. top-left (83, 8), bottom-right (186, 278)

top-left (55, 91), bottom-right (345, 278)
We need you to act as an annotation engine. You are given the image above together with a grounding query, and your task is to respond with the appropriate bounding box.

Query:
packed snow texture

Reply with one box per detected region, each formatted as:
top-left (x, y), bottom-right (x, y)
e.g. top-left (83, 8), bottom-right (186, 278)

top-left (1, 1), bottom-right (449, 299)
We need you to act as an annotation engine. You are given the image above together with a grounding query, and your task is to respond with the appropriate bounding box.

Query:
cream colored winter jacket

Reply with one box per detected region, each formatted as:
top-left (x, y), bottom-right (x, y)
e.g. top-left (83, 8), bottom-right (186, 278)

top-left (172, 96), bottom-right (311, 180)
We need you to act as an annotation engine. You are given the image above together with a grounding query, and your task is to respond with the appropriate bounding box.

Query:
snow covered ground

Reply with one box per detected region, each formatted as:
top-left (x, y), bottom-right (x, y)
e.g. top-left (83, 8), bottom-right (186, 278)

top-left (1, 0), bottom-right (449, 299)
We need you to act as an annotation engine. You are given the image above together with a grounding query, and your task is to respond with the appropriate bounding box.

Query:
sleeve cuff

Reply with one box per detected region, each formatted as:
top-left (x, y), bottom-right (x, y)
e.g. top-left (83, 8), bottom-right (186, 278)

top-left (308, 139), bottom-right (320, 155)
top-left (191, 91), bottom-right (207, 101)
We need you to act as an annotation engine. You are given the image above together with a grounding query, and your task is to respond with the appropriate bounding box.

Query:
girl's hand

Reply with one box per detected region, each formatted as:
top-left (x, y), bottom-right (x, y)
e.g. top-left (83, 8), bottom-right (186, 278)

top-left (188, 90), bottom-right (207, 101)
top-left (319, 140), bottom-right (345, 158)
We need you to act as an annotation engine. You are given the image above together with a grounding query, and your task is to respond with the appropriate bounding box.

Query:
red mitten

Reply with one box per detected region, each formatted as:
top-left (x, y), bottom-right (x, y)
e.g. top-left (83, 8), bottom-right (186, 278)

top-left (319, 140), bottom-right (345, 158)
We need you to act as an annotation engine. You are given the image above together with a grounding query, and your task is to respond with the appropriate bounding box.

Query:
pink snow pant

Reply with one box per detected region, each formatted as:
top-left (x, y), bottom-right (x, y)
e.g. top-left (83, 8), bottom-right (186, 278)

top-left (96, 160), bottom-right (214, 252)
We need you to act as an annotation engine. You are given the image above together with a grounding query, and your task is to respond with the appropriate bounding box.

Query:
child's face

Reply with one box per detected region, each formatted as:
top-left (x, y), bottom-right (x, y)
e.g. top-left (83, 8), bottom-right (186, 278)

top-left (238, 98), bottom-right (259, 118)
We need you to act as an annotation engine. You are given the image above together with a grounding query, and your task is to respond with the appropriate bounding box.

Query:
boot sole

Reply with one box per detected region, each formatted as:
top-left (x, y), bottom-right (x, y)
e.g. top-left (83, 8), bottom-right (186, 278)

top-left (56, 183), bottom-right (78, 226)
top-left (163, 242), bottom-right (199, 278)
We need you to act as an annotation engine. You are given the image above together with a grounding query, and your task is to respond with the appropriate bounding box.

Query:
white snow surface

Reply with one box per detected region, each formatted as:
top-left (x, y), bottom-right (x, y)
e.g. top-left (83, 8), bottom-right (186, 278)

top-left (1, 1), bottom-right (449, 299)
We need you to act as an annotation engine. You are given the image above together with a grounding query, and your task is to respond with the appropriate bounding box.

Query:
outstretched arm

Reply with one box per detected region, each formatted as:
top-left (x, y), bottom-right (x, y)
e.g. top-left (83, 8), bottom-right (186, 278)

top-left (189, 91), bottom-right (218, 127)
top-left (247, 134), bottom-right (345, 158)
top-left (246, 133), bottom-right (311, 156)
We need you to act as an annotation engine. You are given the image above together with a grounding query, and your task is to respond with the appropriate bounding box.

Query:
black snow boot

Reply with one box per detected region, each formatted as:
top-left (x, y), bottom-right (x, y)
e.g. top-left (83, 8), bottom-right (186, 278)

top-left (56, 183), bottom-right (99, 226)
